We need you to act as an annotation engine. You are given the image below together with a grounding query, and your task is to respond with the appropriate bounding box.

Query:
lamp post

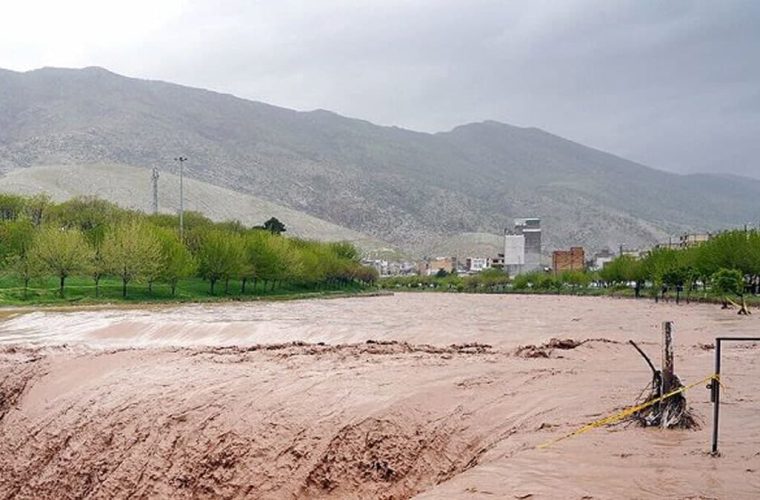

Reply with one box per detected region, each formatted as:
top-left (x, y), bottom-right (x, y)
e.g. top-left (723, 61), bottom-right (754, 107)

top-left (174, 156), bottom-right (187, 240)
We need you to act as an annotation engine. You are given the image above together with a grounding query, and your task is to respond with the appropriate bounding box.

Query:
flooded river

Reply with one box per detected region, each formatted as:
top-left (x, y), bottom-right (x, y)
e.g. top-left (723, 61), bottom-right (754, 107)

top-left (0, 294), bottom-right (758, 498)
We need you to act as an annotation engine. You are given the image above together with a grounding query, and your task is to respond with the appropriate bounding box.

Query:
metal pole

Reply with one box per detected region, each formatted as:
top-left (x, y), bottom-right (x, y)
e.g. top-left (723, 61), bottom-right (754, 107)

top-left (174, 157), bottom-right (187, 240)
top-left (661, 321), bottom-right (674, 428)
top-left (711, 339), bottom-right (721, 455)
top-left (151, 167), bottom-right (160, 215)
top-left (709, 336), bottom-right (760, 455)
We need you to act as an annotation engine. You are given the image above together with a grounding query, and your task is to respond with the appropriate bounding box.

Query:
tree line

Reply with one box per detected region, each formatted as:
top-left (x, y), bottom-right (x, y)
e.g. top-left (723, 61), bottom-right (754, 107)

top-left (0, 194), bottom-right (377, 299)
top-left (600, 229), bottom-right (760, 299)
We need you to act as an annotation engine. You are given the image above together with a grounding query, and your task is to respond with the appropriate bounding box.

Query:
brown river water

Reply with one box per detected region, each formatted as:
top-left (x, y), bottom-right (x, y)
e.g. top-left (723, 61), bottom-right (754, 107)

top-left (0, 293), bottom-right (758, 498)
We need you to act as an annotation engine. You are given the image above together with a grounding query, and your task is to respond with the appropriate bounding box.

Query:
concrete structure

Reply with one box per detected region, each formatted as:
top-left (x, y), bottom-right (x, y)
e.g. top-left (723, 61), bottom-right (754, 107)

top-left (362, 259), bottom-right (416, 277)
top-left (491, 253), bottom-right (505, 270)
top-left (418, 257), bottom-right (457, 276)
top-left (514, 217), bottom-right (541, 272)
top-left (503, 233), bottom-right (526, 276)
top-left (589, 249), bottom-right (615, 271)
top-left (503, 217), bottom-right (541, 275)
top-left (656, 233), bottom-right (713, 250)
top-left (465, 257), bottom-right (492, 273)
top-left (552, 247), bottom-right (585, 273)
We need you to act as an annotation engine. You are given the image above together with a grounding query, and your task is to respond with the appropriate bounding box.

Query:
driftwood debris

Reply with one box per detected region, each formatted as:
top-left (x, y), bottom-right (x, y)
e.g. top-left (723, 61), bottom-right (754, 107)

top-left (725, 296), bottom-right (752, 315)
top-left (628, 322), bottom-right (698, 429)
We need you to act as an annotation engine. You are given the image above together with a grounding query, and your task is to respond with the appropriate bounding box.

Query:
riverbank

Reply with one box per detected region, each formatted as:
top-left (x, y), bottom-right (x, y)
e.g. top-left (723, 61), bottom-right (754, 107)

top-left (0, 275), bottom-right (384, 309)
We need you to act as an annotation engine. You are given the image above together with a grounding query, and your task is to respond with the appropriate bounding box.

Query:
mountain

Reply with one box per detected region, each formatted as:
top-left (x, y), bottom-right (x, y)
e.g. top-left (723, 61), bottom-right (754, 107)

top-left (1, 66), bottom-right (759, 256)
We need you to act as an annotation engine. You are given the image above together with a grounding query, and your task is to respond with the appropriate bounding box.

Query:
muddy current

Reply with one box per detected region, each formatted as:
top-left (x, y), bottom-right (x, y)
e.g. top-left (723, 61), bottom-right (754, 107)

top-left (0, 294), bottom-right (758, 499)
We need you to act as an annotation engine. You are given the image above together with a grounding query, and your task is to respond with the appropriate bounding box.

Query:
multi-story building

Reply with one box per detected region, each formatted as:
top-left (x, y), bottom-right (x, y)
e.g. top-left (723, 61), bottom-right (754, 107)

top-left (465, 257), bottom-right (492, 273)
top-left (503, 233), bottom-right (526, 276)
top-left (504, 217), bottom-right (541, 275)
top-left (552, 247), bottom-right (585, 273)
top-left (656, 233), bottom-right (713, 250)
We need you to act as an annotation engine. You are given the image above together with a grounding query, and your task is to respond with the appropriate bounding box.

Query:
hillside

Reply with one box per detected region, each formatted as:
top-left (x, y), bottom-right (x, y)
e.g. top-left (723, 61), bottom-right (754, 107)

top-left (0, 164), bottom-right (398, 257)
top-left (1, 66), bottom-right (759, 255)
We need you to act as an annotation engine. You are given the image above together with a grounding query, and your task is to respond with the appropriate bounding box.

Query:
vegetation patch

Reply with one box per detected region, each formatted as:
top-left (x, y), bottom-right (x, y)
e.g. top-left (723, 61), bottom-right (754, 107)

top-left (0, 194), bottom-right (378, 306)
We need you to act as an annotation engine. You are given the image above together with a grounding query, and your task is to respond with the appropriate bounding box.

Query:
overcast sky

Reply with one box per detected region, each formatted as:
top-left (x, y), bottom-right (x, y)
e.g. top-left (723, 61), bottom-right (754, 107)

top-left (2, 0), bottom-right (759, 178)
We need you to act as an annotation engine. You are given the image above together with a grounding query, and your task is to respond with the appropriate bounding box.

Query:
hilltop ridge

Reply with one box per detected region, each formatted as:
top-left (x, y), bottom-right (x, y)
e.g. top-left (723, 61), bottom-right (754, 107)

top-left (1, 66), bottom-right (759, 255)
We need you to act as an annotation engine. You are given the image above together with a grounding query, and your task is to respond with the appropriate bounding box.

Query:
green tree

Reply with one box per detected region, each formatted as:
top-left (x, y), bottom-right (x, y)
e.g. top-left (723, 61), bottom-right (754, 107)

top-left (261, 217), bottom-right (286, 235)
top-left (711, 268), bottom-right (744, 297)
top-left (48, 196), bottom-right (123, 247)
top-left (155, 227), bottom-right (197, 296)
top-left (197, 230), bottom-right (246, 294)
top-left (0, 194), bottom-right (27, 221)
top-left (29, 226), bottom-right (93, 297)
top-left (1, 219), bottom-right (39, 299)
top-left (24, 194), bottom-right (52, 226)
top-left (247, 232), bottom-right (301, 291)
top-left (102, 220), bottom-right (163, 298)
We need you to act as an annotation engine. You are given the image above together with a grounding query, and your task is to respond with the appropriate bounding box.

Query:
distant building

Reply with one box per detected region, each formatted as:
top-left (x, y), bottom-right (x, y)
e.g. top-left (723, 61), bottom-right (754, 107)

top-left (552, 247), bottom-right (585, 273)
top-left (362, 259), bottom-right (416, 277)
top-left (465, 257), bottom-right (492, 273)
top-left (503, 233), bottom-right (525, 275)
top-left (491, 253), bottom-right (505, 270)
top-left (655, 233), bottom-right (713, 250)
top-left (504, 217), bottom-right (541, 275)
top-left (419, 256), bottom-right (457, 276)
top-left (678, 233), bottom-right (712, 247)
top-left (589, 249), bottom-right (615, 271)
top-left (515, 218), bottom-right (542, 271)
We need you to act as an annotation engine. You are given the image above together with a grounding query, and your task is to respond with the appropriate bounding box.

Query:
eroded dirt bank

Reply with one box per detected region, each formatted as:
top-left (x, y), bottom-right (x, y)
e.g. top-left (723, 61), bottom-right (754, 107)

top-left (0, 294), bottom-right (758, 499)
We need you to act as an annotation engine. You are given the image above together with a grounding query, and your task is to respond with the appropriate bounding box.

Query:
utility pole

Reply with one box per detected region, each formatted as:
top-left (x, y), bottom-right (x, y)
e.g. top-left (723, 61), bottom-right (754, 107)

top-left (174, 156), bottom-right (187, 240)
top-left (151, 167), bottom-right (160, 215)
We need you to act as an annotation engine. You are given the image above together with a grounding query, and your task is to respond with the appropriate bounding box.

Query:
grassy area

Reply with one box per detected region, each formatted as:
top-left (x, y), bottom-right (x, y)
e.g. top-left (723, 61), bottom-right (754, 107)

top-left (0, 275), bottom-right (374, 308)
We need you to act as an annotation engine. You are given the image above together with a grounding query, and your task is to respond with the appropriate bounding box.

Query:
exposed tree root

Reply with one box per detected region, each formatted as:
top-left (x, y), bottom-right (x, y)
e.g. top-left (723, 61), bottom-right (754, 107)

top-left (627, 340), bottom-right (699, 429)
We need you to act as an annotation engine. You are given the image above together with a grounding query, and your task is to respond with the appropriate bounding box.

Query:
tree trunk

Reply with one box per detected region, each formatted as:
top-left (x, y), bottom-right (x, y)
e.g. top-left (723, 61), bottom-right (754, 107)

top-left (95, 276), bottom-right (100, 298)
top-left (23, 277), bottom-right (29, 300)
top-left (122, 278), bottom-right (128, 298)
top-left (660, 321), bottom-right (680, 428)
top-left (241, 277), bottom-right (247, 294)
top-left (210, 279), bottom-right (216, 295)
top-left (171, 281), bottom-right (177, 296)
top-left (59, 275), bottom-right (65, 297)
top-left (224, 278), bottom-right (229, 294)
top-left (148, 280), bottom-right (153, 294)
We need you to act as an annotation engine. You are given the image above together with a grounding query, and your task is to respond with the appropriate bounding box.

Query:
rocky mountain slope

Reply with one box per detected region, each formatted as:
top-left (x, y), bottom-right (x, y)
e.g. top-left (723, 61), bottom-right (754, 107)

top-left (1, 66), bottom-right (758, 255)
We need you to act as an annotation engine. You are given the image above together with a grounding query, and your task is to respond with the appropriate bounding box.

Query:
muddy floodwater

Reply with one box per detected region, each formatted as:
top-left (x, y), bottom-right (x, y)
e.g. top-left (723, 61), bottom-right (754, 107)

top-left (0, 293), bottom-right (758, 499)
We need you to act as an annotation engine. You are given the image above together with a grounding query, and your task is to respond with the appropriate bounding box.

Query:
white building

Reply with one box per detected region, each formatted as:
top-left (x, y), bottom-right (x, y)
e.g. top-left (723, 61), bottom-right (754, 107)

top-left (514, 217), bottom-right (541, 272)
top-left (504, 233), bottom-right (525, 276)
top-left (589, 249), bottom-right (615, 271)
top-left (466, 257), bottom-right (492, 273)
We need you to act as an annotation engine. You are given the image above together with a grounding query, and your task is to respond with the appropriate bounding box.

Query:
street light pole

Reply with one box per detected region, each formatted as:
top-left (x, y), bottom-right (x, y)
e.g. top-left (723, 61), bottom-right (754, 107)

top-left (174, 156), bottom-right (187, 240)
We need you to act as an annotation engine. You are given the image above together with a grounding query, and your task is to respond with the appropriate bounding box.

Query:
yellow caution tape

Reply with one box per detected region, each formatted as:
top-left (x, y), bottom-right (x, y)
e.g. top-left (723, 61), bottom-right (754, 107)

top-left (537, 373), bottom-right (718, 449)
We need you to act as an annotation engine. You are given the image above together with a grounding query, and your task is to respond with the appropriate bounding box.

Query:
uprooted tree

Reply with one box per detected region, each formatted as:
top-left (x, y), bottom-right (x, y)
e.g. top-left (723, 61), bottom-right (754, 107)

top-left (628, 322), bottom-right (698, 429)
top-left (712, 268), bottom-right (751, 315)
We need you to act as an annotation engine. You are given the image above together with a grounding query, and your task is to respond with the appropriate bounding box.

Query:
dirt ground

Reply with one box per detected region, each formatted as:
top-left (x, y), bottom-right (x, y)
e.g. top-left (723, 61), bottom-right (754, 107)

top-left (0, 294), bottom-right (758, 499)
